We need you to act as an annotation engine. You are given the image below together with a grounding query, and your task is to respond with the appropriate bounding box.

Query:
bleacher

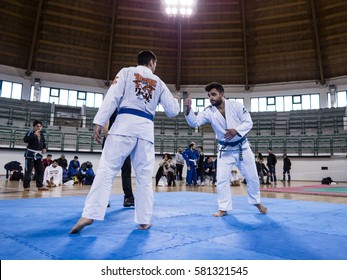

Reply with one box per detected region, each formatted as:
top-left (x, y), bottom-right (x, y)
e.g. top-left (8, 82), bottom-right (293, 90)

top-left (0, 97), bottom-right (346, 156)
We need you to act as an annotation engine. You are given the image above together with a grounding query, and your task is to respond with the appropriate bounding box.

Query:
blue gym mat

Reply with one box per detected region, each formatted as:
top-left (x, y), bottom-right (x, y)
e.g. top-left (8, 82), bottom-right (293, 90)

top-left (1, 192), bottom-right (347, 260)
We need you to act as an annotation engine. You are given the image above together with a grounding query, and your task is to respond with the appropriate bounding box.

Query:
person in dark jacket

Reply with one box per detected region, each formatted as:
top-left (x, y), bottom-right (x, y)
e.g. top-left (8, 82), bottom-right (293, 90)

top-left (23, 120), bottom-right (47, 191)
top-left (282, 154), bottom-right (292, 182)
top-left (266, 148), bottom-right (277, 183)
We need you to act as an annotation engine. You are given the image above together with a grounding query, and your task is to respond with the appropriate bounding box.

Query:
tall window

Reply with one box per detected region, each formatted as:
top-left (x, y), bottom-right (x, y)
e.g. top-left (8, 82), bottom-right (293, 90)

top-left (0, 80), bottom-right (22, 99)
top-left (251, 93), bottom-right (320, 112)
top-left (30, 86), bottom-right (103, 108)
top-left (328, 90), bottom-right (347, 107)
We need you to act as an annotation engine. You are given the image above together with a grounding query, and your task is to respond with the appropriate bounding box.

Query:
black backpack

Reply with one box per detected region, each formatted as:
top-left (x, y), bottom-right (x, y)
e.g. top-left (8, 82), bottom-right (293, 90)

top-left (321, 177), bottom-right (333, 185)
top-left (4, 161), bottom-right (22, 171)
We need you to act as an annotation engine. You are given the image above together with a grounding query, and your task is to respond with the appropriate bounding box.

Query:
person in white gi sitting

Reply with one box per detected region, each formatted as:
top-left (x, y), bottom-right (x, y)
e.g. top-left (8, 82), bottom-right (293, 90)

top-left (43, 160), bottom-right (63, 188)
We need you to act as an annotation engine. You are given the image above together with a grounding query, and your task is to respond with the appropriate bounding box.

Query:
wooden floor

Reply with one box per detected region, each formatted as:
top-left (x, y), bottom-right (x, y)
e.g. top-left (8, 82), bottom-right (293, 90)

top-left (1, 177), bottom-right (347, 204)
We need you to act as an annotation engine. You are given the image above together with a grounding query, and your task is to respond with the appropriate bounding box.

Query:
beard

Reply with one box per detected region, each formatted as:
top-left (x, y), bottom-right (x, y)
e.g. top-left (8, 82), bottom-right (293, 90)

top-left (210, 98), bottom-right (222, 107)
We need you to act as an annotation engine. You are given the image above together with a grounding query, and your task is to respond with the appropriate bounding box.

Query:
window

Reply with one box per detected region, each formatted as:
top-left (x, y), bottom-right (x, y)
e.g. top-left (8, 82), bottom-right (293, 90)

top-left (292, 95), bottom-right (301, 110)
top-left (251, 93), bottom-right (320, 112)
top-left (328, 90), bottom-right (347, 108)
top-left (267, 97), bottom-right (275, 111)
top-left (30, 86), bottom-right (103, 108)
top-left (275, 96), bottom-right (284, 111)
top-left (0, 81), bottom-right (22, 99)
top-left (194, 98), bottom-right (205, 112)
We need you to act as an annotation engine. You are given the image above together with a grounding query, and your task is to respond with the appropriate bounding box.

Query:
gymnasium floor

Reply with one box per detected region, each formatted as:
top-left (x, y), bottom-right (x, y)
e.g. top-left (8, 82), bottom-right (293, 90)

top-left (1, 177), bottom-right (347, 203)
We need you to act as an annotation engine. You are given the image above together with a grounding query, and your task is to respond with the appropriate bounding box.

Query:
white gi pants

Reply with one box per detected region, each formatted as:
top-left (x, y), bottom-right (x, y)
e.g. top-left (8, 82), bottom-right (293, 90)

top-left (216, 146), bottom-right (261, 211)
top-left (82, 134), bottom-right (155, 225)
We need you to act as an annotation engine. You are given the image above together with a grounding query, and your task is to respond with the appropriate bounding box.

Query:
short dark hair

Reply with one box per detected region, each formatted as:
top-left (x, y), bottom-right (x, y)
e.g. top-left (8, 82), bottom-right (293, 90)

top-left (47, 154), bottom-right (52, 157)
top-left (33, 120), bottom-right (42, 127)
top-left (198, 146), bottom-right (203, 150)
top-left (137, 50), bottom-right (157, 66)
top-left (205, 82), bottom-right (224, 93)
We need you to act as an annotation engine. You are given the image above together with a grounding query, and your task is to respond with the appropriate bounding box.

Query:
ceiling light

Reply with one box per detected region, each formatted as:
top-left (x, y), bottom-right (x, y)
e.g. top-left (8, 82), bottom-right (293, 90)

top-left (164, 0), bottom-right (196, 16)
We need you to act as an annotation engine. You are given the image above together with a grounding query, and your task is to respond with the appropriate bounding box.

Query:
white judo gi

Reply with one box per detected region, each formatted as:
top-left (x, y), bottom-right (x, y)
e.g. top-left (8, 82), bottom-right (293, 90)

top-left (185, 100), bottom-right (261, 211)
top-left (43, 164), bottom-right (63, 186)
top-left (81, 65), bottom-right (179, 225)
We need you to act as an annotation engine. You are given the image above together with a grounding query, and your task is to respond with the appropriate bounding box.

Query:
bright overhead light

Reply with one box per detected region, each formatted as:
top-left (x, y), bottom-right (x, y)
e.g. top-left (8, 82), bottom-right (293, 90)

top-left (165, 0), bottom-right (196, 16)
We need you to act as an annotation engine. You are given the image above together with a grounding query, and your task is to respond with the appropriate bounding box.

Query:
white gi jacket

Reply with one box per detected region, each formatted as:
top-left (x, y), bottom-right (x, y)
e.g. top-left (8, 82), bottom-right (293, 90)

top-left (185, 99), bottom-right (253, 150)
top-left (93, 65), bottom-right (179, 143)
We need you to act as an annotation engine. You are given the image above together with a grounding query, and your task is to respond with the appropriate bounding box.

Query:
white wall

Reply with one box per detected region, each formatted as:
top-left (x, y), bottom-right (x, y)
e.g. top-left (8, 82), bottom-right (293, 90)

top-left (1, 148), bottom-right (346, 182)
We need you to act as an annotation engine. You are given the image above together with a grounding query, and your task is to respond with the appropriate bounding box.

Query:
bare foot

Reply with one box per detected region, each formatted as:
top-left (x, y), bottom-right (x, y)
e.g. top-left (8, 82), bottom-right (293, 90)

top-left (212, 210), bottom-right (227, 217)
top-left (69, 217), bottom-right (93, 234)
top-left (138, 224), bottom-right (152, 230)
top-left (255, 203), bottom-right (268, 214)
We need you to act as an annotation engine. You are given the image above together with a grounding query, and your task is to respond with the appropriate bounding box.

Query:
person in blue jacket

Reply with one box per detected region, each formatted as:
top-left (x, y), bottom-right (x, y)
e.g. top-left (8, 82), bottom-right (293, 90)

top-left (182, 142), bottom-right (199, 186)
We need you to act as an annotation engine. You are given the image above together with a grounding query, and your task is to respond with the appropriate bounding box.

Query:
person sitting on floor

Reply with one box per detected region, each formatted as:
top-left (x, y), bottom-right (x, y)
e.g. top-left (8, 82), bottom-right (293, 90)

top-left (230, 169), bottom-right (241, 186)
top-left (78, 161), bottom-right (95, 185)
top-left (68, 156), bottom-right (80, 178)
top-left (43, 160), bottom-right (63, 188)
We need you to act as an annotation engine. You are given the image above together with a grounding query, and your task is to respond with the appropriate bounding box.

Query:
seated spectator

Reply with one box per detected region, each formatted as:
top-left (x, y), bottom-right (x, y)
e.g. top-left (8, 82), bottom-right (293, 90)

top-left (155, 153), bottom-right (171, 186)
top-left (42, 154), bottom-right (53, 170)
top-left (68, 156), bottom-right (80, 177)
top-left (4, 161), bottom-right (23, 180)
top-left (230, 169), bottom-right (241, 186)
top-left (55, 154), bottom-right (68, 170)
top-left (78, 161), bottom-right (95, 185)
top-left (203, 156), bottom-right (216, 186)
top-left (43, 160), bottom-right (63, 188)
top-left (164, 156), bottom-right (176, 187)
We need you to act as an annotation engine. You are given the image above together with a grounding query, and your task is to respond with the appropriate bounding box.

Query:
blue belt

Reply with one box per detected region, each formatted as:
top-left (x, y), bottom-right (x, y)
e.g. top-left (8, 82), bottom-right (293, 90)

top-left (218, 136), bottom-right (247, 147)
top-left (218, 136), bottom-right (247, 161)
top-left (118, 108), bottom-right (154, 122)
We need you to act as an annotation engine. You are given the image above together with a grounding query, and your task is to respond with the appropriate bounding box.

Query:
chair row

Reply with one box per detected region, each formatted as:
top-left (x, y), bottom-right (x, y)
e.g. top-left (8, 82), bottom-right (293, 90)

top-left (1, 125), bottom-right (346, 157)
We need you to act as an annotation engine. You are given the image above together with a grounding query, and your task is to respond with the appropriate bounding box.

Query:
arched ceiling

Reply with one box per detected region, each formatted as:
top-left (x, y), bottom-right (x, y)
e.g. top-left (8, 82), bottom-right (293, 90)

top-left (1, 0), bottom-right (347, 90)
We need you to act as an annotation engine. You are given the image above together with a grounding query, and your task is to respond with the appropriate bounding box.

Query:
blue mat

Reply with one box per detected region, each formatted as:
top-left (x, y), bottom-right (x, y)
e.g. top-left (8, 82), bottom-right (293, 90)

top-left (1, 192), bottom-right (347, 260)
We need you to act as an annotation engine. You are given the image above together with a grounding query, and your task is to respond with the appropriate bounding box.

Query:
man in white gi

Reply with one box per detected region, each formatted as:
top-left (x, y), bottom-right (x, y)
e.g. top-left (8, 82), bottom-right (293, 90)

top-left (184, 82), bottom-right (268, 217)
top-left (70, 50), bottom-right (180, 233)
top-left (43, 160), bottom-right (63, 187)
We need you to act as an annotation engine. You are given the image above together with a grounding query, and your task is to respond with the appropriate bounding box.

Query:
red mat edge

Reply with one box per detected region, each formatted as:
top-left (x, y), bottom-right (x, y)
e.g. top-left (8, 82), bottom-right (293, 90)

top-left (260, 184), bottom-right (347, 197)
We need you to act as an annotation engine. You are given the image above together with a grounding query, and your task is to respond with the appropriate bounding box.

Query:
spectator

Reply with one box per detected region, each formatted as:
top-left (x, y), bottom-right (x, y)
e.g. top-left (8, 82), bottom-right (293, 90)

top-left (203, 156), bottom-right (216, 186)
top-left (175, 146), bottom-right (185, 181)
top-left (43, 160), bottom-right (63, 188)
top-left (68, 156), bottom-right (80, 178)
top-left (56, 154), bottom-right (68, 170)
top-left (256, 157), bottom-right (270, 184)
top-left (164, 155), bottom-right (176, 187)
top-left (155, 153), bottom-right (170, 186)
top-left (230, 169), bottom-right (241, 186)
top-left (182, 142), bottom-right (198, 186)
top-left (23, 120), bottom-right (47, 191)
top-left (79, 161), bottom-right (95, 185)
top-left (282, 154), bottom-right (292, 182)
top-left (196, 146), bottom-right (205, 186)
top-left (267, 148), bottom-right (277, 183)
top-left (42, 154), bottom-right (53, 170)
